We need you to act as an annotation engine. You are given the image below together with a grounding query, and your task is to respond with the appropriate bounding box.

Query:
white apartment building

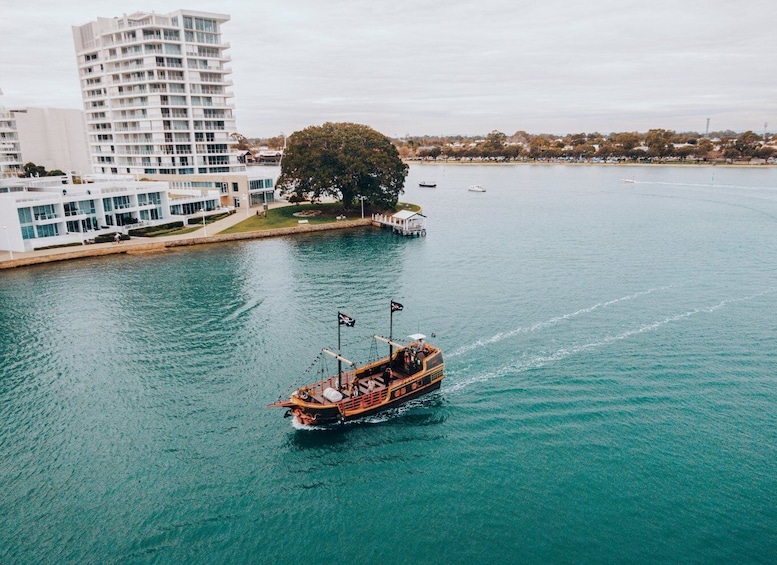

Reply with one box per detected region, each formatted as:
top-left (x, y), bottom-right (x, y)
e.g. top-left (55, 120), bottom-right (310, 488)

top-left (0, 176), bottom-right (176, 252)
top-left (0, 101), bottom-right (23, 178)
top-left (11, 107), bottom-right (92, 175)
top-left (72, 10), bottom-right (244, 177)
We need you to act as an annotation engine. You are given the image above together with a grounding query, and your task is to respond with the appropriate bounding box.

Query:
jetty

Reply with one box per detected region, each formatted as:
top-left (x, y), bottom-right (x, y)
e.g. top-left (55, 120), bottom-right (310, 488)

top-left (372, 210), bottom-right (427, 237)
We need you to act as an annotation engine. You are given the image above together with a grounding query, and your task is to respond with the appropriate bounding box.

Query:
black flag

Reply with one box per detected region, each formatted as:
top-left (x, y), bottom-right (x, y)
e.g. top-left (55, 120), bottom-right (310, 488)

top-left (391, 301), bottom-right (404, 312)
top-left (338, 312), bottom-right (356, 327)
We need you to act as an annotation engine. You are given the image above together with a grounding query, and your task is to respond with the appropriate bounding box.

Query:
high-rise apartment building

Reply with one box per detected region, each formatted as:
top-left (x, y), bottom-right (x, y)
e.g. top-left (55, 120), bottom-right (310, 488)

top-left (0, 92), bottom-right (23, 178)
top-left (72, 10), bottom-right (244, 176)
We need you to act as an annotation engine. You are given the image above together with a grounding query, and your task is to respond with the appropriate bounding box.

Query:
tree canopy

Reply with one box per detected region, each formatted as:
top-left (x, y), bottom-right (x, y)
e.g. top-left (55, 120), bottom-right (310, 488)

top-left (276, 122), bottom-right (408, 209)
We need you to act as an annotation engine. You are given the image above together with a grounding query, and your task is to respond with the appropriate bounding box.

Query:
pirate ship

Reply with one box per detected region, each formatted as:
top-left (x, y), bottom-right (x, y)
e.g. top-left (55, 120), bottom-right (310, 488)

top-left (268, 301), bottom-right (445, 426)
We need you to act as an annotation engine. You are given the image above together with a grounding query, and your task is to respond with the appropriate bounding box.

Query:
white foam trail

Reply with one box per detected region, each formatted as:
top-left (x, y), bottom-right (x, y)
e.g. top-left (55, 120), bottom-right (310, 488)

top-left (448, 286), bottom-right (673, 358)
top-left (445, 288), bottom-right (777, 395)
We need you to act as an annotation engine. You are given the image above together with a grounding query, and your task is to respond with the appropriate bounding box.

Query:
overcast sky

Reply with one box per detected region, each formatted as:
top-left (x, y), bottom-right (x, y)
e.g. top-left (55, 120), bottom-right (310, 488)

top-left (1, 0), bottom-right (775, 138)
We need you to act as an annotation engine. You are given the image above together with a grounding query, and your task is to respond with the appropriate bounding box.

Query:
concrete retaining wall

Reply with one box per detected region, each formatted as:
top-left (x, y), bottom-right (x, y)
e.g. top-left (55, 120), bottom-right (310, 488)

top-left (0, 219), bottom-right (374, 270)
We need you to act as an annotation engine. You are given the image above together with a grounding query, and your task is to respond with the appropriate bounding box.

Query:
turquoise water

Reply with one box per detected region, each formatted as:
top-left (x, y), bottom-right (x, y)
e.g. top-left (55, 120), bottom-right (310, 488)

top-left (2, 164), bottom-right (777, 563)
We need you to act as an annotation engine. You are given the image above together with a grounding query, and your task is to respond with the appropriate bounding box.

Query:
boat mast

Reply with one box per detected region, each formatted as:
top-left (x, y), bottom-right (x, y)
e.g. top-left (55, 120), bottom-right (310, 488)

top-left (336, 311), bottom-right (356, 390)
top-left (338, 314), bottom-right (342, 389)
top-left (389, 300), bottom-right (403, 359)
top-left (389, 304), bottom-right (394, 359)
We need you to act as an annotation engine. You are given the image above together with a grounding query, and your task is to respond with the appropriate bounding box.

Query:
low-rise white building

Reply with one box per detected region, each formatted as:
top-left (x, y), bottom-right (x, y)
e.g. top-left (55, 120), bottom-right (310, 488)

top-left (0, 176), bottom-right (178, 252)
top-left (1, 167), bottom-right (277, 253)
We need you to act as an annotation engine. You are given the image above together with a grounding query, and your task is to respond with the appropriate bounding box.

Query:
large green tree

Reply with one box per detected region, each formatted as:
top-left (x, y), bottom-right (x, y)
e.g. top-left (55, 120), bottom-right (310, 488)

top-left (276, 122), bottom-right (408, 209)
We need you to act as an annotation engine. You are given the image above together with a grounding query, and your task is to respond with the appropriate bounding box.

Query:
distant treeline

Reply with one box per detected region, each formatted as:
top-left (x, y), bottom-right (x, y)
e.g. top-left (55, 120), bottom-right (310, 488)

top-left (392, 129), bottom-right (776, 163)
top-left (246, 128), bottom-right (776, 163)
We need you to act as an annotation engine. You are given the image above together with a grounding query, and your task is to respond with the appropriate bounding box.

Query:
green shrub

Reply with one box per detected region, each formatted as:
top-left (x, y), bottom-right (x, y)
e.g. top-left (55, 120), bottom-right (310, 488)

top-left (128, 221), bottom-right (184, 236)
top-left (94, 232), bottom-right (130, 243)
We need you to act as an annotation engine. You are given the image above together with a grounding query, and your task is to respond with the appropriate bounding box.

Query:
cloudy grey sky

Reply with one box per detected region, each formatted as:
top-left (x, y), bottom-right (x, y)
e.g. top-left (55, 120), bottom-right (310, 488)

top-left (1, 0), bottom-right (775, 137)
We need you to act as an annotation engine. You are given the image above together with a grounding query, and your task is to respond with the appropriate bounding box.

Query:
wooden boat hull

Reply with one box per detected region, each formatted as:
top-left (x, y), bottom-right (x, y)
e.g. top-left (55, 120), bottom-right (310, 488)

top-left (289, 378), bottom-right (442, 426)
top-left (269, 341), bottom-right (445, 426)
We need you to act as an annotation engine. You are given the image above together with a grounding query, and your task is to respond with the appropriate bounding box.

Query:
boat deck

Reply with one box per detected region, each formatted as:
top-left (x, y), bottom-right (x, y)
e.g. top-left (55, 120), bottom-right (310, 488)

top-left (307, 367), bottom-right (411, 405)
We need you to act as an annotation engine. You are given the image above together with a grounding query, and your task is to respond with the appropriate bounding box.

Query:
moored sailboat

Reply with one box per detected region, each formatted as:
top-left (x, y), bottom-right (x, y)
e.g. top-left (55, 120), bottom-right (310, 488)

top-left (268, 301), bottom-right (445, 426)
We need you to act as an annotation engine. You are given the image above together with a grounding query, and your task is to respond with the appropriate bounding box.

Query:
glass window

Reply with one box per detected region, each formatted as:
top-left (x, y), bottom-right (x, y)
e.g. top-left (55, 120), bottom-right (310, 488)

top-left (33, 204), bottom-right (57, 220)
top-left (21, 225), bottom-right (35, 240)
top-left (113, 195), bottom-right (131, 209)
top-left (79, 200), bottom-right (96, 215)
top-left (36, 224), bottom-right (59, 238)
top-left (17, 208), bottom-right (32, 224)
top-left (64, 202), bottom-right (78, 216)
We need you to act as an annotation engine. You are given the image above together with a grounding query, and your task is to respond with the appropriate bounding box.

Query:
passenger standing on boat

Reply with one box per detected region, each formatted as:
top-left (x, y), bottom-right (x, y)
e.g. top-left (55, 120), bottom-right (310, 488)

top-left (349, 375), bottom-right (361, 397)
top-left (382, 367), bottom-right (393, 387)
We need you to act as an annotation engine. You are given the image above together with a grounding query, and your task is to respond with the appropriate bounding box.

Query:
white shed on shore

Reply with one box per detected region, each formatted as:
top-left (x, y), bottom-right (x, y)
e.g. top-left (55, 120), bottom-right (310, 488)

top-left (372, 209), bottom-right (427, 236)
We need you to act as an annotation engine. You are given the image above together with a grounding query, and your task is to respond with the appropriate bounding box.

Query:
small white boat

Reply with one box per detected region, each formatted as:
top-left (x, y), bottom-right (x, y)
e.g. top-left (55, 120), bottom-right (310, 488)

top-left (621, 178), bottom-right (636, 183)
top-left (418, 181), bottom-right (437, 188)
top-left (468, 185), bottom-right (486, 192)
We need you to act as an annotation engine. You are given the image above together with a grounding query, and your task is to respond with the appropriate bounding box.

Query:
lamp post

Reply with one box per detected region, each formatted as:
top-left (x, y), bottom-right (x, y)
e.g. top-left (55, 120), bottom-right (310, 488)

top-left (358, 195), bottom-right (366, 219)
top-left (3, 226), bottom-right (12, 260)
top-left (201, 207), bottom-right (207, 237)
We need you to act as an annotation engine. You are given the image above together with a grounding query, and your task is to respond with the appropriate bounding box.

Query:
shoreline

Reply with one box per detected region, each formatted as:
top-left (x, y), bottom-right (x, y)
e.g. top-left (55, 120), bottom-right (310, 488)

top-left (405, 160), bottom-right (775, 168)
top-left (0, 218), bottom-right (374, 270)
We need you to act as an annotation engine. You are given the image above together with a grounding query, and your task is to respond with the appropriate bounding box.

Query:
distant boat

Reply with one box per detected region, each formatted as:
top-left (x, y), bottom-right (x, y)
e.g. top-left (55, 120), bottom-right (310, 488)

top-left (621, 178), bottom-right (636, 183)
top-left (419, 181), bottom-right (437, 188)
top-left (468, 185), bottom-right (486, 192)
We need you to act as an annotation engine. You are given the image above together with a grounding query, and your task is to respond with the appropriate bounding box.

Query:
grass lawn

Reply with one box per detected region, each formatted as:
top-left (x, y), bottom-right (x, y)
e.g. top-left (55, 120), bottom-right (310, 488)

top-left (220, 202), bottom-right (420, 235)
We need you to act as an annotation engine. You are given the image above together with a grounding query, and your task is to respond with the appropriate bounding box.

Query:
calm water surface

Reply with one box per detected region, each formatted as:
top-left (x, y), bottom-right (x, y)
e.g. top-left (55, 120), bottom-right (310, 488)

top-left (2, 164), bottom-right (777, 563)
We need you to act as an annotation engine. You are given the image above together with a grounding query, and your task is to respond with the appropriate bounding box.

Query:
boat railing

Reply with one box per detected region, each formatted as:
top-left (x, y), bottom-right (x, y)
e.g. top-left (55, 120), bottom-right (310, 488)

top-left (338, 388), bottom-right (388, 412)
top-left (303, 371), bottom-right (355, 398)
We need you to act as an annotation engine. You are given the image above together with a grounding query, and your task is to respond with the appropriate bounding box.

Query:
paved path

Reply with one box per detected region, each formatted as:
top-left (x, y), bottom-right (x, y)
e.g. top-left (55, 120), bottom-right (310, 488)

top-left (0, 201), bottom-right (376, 270)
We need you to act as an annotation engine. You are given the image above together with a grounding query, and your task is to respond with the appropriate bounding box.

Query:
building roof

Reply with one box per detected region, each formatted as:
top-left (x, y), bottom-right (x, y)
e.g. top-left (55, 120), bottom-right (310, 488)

top-left (392, 210), bottom-right (426, 220)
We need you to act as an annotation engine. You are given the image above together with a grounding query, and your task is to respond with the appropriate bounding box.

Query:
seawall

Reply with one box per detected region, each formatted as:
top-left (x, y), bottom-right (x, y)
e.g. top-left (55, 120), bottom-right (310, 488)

top-left (0, 218), bottom-right (374, 270)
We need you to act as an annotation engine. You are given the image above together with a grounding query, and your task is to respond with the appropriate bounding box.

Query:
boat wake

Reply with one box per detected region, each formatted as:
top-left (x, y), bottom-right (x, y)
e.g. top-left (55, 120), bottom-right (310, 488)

top-left (445, 287), bottom-right (777, 395)
top-left (447, 286), bottom-right (674, 358)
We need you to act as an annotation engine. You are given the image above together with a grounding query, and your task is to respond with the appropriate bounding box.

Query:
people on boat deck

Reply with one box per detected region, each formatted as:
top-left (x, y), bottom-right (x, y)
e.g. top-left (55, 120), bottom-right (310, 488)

top-left (382, 367), bottom-right (393, 386)
top-left (349, 375), bottom-right (361, 397)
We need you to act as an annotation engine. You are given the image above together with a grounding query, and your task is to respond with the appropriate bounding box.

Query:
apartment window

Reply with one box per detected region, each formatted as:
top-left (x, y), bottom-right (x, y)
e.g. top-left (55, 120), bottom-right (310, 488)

top-left (32, 204), bottom-right (57, 221)
top-left (36, 224), bottom-right (59, 238)
top-left (232, 182), bottom-right (239, 192)
top-left (113, 195), bottom-right (131, 210)
top-left (17, 208), bottom-right (33, 224)
top-left (21, 226), bottom-right (35, 240)
top-left (79, 200), bottom-right (96, 215)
